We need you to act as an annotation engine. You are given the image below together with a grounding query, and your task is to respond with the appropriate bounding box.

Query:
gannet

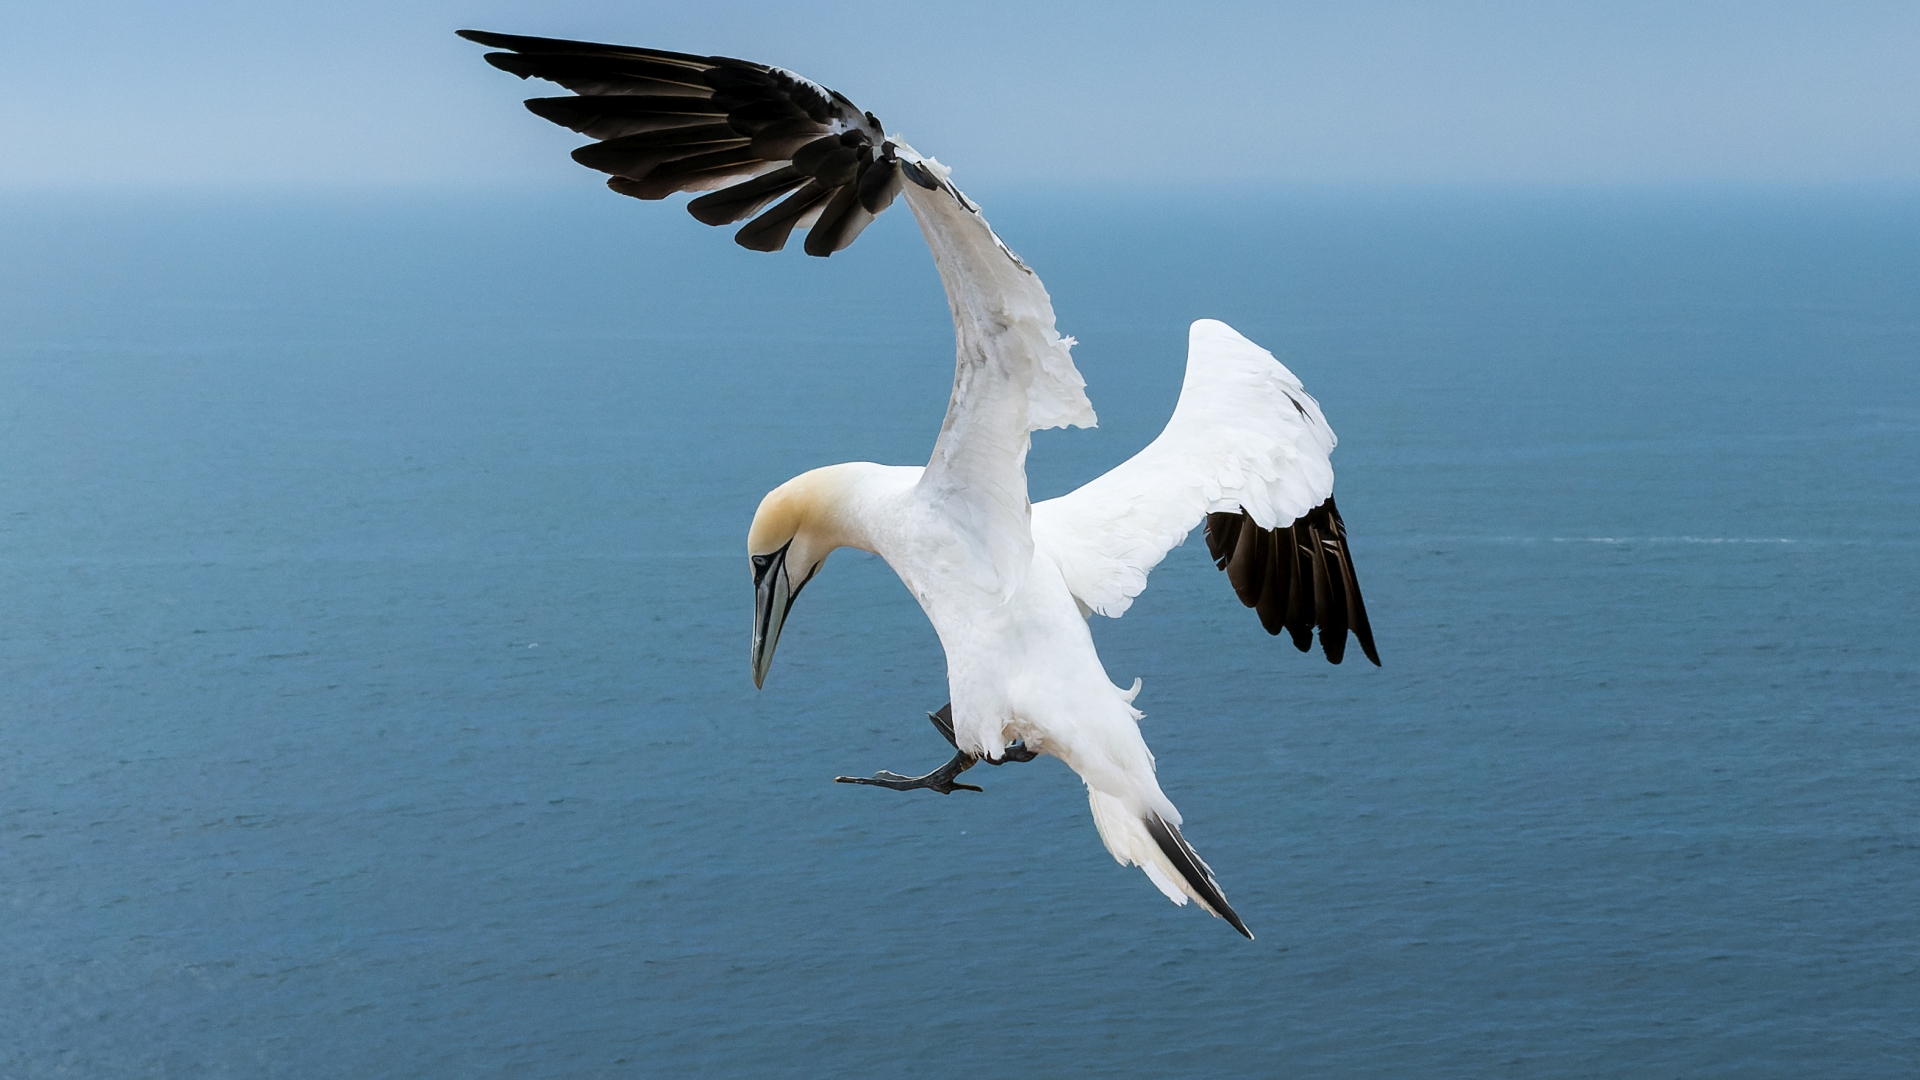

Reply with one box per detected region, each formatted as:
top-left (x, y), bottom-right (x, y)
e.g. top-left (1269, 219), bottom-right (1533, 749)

top-left (462, 30), bottom-right (1380, 938)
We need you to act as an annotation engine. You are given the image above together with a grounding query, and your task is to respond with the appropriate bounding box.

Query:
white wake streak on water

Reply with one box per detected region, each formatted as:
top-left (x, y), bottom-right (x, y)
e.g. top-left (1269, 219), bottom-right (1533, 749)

top-left (1398, 536), bottom-right (1910, 547)
top-left (1552, 536), bottom-right (1804, 544)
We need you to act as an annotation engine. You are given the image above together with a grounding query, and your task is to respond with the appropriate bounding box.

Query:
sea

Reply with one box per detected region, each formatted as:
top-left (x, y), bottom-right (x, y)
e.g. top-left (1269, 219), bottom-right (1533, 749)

top-left (2, 184), bottom-right (1915, 1078)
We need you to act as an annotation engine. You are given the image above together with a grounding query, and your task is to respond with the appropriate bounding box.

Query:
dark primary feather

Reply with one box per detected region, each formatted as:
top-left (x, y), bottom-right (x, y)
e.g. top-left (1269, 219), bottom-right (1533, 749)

top-left (1203, 497), bottom-right (1381, 666)
top-left (523, 95), bottom-right (725, 139)
top-left (570, 126), bottom-right (748, 179)
top-left (481, 53), bottom-right (715, 98)
top-left (749, 118), bottom-right (831, 160)
top-left (458, 28), bottom-right (897, 256)
top-left (857, 158), bottom-right (903, 214)
top-left (803, 185), bottom-right (877, 256)
top-left (458, 29), bottom-right (711, 65)
top-left (685, 165), bottom-right (807, 225)
top-left (733, 180), bottom-right (834, 252)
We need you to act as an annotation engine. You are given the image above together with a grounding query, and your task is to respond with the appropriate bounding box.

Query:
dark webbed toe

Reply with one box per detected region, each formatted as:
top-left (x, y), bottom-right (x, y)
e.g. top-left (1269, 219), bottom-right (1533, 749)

top-left (835, 750), bottom-right (982, 794)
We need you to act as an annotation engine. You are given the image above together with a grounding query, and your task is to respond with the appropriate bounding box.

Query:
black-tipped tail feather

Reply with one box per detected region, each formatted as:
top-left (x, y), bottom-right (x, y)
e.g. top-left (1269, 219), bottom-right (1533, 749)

top-left (1145, 814), bottom-right (1253, 939)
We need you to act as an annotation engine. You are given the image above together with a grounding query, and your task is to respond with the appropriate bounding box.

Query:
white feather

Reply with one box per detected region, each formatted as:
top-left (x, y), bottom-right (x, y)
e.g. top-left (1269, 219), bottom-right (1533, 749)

top-left (1032, 319), bottom-right (1338, 618)
top-left (1088, 789), bottom-right (1191, 907)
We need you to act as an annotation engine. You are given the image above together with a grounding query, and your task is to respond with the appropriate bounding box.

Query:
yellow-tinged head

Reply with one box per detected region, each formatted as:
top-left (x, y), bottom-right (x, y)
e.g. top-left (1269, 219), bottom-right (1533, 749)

top-left (746, 466), bottom-right (867, 689)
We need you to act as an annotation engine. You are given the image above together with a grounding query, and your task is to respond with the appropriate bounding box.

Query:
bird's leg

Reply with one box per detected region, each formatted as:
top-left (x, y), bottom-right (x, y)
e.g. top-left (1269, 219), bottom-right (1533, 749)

top-left (926, 702), bottom-right (1037, 762)
top-left (835, 705), bottom-right (981, 793)
top-left (833, 704), bottom-right (1036, 794)
top-left (936, 701), bottom-right (1039, 764)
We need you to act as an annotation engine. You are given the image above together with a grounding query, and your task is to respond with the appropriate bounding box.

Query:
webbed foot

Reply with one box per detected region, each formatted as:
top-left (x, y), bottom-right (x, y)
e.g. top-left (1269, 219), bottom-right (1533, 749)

top-left (834, 749), bottom-right (983, 794)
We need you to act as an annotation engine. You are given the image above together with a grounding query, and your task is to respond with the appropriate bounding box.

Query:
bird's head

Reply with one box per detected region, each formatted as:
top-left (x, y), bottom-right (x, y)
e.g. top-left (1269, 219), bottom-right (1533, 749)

top-left (747, 467), bottom-right (859, 689)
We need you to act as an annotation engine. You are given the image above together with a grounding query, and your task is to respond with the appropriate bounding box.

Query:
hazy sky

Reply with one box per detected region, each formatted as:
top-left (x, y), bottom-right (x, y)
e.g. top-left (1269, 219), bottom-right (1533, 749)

top-left (3, 1), bottom-right (1917, 189)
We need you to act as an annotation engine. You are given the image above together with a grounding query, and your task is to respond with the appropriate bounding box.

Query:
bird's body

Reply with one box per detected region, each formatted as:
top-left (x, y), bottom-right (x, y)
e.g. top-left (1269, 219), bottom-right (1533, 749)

top-left (756, 452), bottom-right (1237, 926)
top-left (463, 30), bottom-right (1380, 938)
top-left (761, 460), bottom-right (1145, 779)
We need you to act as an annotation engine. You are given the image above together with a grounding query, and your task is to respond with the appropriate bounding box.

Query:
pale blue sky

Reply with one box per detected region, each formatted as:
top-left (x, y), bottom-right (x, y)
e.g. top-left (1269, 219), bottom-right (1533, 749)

top-left (3, 1), bottom-right (1916, 188)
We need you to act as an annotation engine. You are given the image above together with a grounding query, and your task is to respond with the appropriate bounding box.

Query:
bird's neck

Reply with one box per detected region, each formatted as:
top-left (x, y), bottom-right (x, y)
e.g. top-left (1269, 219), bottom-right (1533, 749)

top-left (795, 461), bottom-right (919, 558)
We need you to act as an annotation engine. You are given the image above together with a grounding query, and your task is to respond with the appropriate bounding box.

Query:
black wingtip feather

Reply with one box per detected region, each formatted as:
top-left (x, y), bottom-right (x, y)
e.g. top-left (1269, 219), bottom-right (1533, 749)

top-left (1203, 512), bottom-right (1241, 568)
top-left (481, 52), bottom-right (538, 80)
top-left (1225, 515), bottom-right (1264, 608)
top-left (733, 180), bottom-right (830, 251)
top-left (857, 158), bottom-right (903, 214)
top-left (1207, 499), bottom-right (1381, 668)
top-left (1253, 527), bottom-right (1285, 635)
top-left (458, 29), bottom-right (715, 68)
top-left (1145, 814), bottom-right (1252, 939)
top-left (459, 29), bottom-right (534, 51)
top-left (524, 95), bottom-right (726, 140)
top-left (686, 166), bottom-right (805, 225)
top-left (804, 184), bottom-right (876, 256)
top-left (1324, 498), bottom-right (1382, 666)
top-left (1313, 530), bottom-right (1350, 665)
top-left (464, 28), bottom-right (903, 258)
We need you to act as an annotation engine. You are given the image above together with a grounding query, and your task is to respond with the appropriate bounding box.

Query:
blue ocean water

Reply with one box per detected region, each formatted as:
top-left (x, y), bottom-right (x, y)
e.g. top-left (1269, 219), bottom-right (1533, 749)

top-left (2, 185), bottom-right (1915, 1078)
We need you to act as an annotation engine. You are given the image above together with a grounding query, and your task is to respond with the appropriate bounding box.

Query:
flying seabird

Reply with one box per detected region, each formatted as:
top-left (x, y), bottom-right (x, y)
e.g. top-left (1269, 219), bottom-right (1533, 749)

top-left (461, 30), bottom-right (1379, 939)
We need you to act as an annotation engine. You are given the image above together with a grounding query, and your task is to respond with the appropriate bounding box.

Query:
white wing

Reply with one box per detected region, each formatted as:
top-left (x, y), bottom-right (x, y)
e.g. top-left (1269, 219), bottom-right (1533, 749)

top-left (1032, 318), bottom-right (1340, 614)
top-left (904, 165), bottom-right (1095, 598)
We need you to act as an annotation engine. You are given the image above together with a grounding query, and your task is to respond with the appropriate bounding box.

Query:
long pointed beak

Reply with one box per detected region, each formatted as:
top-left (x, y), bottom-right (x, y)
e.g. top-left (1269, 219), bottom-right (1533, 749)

top-left (751, 545), bottom-right (794, 689)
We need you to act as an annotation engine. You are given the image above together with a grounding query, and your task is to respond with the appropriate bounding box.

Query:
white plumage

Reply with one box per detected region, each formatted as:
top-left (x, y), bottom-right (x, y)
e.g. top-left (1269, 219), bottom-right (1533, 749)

top-left (464, 29), bottom-right (1381, 937)
top-left (1034, 318), bottom-right (1339, 620)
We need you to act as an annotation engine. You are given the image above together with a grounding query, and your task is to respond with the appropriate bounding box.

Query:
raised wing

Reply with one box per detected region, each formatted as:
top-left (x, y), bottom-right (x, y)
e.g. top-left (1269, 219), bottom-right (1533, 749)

top-left (463, 30), bottom-right (1099, 596)
top-left (458, 29), bottom-right (905, 256)
top-left (1031, 319), bottom-right (1378, 664)
top-left (905, 171), bottom-right (1095, 598)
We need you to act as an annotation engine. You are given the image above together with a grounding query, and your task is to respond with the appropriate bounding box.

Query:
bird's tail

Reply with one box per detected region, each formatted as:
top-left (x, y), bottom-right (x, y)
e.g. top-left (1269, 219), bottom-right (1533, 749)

top-left (1087, 788), bottom-right (1253, 939)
